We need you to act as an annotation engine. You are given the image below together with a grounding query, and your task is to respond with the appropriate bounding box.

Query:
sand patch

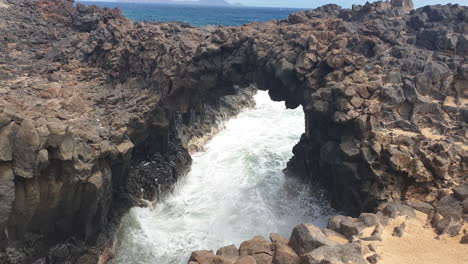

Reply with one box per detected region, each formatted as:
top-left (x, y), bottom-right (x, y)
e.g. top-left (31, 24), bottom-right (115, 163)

top-left (444, 96), bottom-right (468, 108)
top-left (421, 127), bottom-right (445, 140)
top-left (367, 215), bottom-right (468, 264)
top-left (0, 0), bottom-right (9, 8)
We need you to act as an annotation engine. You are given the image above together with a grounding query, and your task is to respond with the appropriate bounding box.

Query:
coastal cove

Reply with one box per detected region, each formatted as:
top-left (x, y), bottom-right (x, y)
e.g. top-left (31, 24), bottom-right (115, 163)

top-left (76, 1), bottom-right (305, 26)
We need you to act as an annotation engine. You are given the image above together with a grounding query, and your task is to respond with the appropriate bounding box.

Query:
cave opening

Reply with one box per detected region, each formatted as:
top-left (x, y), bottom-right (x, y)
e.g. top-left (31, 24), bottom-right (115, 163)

top-left (112, 90), bottom-right (337, 264)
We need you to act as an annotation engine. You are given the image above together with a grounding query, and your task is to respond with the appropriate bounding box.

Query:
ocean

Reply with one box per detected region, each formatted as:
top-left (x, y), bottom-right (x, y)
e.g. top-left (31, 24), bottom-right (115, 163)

top-left (77, 1), bottom-right (305, 26)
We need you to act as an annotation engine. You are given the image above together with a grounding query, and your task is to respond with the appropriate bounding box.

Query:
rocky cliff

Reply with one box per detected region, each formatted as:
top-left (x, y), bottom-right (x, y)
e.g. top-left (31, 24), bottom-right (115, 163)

top-left (0, 0), bottom-right (467, 263)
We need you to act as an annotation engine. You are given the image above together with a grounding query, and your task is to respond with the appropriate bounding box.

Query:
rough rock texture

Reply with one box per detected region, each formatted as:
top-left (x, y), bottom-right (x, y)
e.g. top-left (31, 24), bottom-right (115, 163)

top-left (1, 0), bottom-right (467, 263)
top-left (190, 201), bottom-right (419, 264)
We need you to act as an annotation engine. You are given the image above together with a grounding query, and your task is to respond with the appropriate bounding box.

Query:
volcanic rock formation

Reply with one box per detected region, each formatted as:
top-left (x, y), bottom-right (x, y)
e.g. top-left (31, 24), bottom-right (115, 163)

top-left (0, 0), bottom-right (467, 263)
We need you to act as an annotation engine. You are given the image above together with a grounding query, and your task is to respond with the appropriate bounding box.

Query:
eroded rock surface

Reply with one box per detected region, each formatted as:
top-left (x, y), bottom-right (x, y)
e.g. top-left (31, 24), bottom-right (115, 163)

top-left (0, 0), bottom-right (467, 263)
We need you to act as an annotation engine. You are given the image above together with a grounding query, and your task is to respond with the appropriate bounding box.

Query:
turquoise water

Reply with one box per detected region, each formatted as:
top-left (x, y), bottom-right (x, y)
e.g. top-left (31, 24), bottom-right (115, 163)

top-left (77, 1), bottom-right (304, 26)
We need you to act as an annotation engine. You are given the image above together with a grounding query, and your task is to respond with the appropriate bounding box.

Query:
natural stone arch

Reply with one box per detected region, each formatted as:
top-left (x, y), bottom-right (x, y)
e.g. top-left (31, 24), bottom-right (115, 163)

top-left (0, 0), bottom-right (467, 259)
top-left (77, 1), bottom-right (468, 215)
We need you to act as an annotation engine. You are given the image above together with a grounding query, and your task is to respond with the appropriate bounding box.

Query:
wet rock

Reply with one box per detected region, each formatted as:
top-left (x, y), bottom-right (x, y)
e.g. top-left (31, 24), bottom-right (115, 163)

top-left (239, 236), bottom-right (272, 256)
top-left (189, 250), bottom-right (216, 264)
top-left (216, 245), bottom-right (239, 261)
top-left (288, 224), bottom-right (339, 256)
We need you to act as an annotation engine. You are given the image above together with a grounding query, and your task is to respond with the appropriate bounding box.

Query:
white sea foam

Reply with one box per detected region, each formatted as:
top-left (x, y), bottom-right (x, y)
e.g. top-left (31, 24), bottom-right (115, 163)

top-left (113, 91), bottom-right (335, 264)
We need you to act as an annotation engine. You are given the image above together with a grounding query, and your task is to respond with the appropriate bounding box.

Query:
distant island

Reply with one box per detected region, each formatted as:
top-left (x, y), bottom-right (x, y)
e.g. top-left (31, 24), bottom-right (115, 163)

top-left (118, 0), bottom-right (243, 6)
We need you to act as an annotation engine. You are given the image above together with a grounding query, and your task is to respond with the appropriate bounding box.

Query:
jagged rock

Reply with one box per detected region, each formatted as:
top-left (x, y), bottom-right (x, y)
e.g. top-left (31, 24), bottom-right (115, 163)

top-left (2, 0), bottom-right (468, 262)
top-left (288, 224), bottom-right (340, 256)
top-left (463, 199), bottom-right (468, 214)
top-left (301, 243), bottom-right (367, 264)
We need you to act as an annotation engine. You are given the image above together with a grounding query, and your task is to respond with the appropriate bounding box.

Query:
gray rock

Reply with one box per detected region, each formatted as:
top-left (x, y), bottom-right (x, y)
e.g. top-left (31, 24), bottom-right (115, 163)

top-left (301, 243), bottom-right (367, 264)
top-left (454, 184), bottom-right (468, 200)
top-left (0, 122), bottom-right (19, 162)
top-left (234, 256), bottom-right (257, 264)
top-left (392, 223), bottom-right (406, 237)
top-left (216, 245), bottom-right (239, 261)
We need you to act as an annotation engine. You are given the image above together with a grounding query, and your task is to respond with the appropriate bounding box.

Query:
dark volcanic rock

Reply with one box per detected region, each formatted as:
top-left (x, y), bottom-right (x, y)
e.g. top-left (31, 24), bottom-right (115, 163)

top-left (1, 0), bottom-right (467, 262)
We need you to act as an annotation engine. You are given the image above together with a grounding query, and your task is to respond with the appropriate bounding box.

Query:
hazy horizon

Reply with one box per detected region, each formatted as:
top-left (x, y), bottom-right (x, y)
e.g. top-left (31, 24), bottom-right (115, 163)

top-left (76, 0), bottom-right (468, 8)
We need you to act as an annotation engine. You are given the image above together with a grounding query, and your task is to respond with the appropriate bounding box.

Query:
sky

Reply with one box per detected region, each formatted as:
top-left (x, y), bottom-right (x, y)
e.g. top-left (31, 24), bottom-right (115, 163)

top-left (80, 0), bottom-right (468, 8)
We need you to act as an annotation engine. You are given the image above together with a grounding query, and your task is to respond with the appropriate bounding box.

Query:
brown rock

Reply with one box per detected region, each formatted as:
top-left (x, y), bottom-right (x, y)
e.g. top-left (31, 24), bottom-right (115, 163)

top-left (270, 233), bottom-right (289, 244)
top-left (239, 236), bottom-right (272, 256)
top-left (216, 244), bottom-right (239, 261)
top-left (234, 256), bottom-right (257, 264)
top-left (273, 243), bottom-right (299, 264)
top-left (189, 250), bottom-right (216, 264)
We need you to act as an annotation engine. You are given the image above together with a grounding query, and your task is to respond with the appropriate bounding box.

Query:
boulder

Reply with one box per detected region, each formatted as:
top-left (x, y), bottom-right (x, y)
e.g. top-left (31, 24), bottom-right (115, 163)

top-left (366, 254), bottom-right (382, 264)
top-left (189, 250), bottom-right (216, 264)
top-left (216, 245), bottom-right (239, 261)
top-left (272, 243), bottom-right (299, 264)
top-left (461, 234), bottom-right (468, 244)
top-left (270, 233), bottom-right (288, 245)
top-left (454, 184), bottom-right (468, 200)
top-left (301, 243), bottom-right (367, 264)
top-left (392, 223), bottom-right (406, 237)
top-left (381, 202), bottom-right (416, 218)
top-left (288, 224), bottom-right (339, 256)
top-left (405, 199), bottom-right (434, 214)
top-left (239, 236), bottom-right (273, 256)
top-left (234, 256), bottom-right (257, 264)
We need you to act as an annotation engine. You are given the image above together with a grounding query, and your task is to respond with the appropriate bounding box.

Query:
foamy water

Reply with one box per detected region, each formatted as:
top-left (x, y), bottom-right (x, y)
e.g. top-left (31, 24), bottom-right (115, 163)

top-left (113, 91), bottom-right (335, 264)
